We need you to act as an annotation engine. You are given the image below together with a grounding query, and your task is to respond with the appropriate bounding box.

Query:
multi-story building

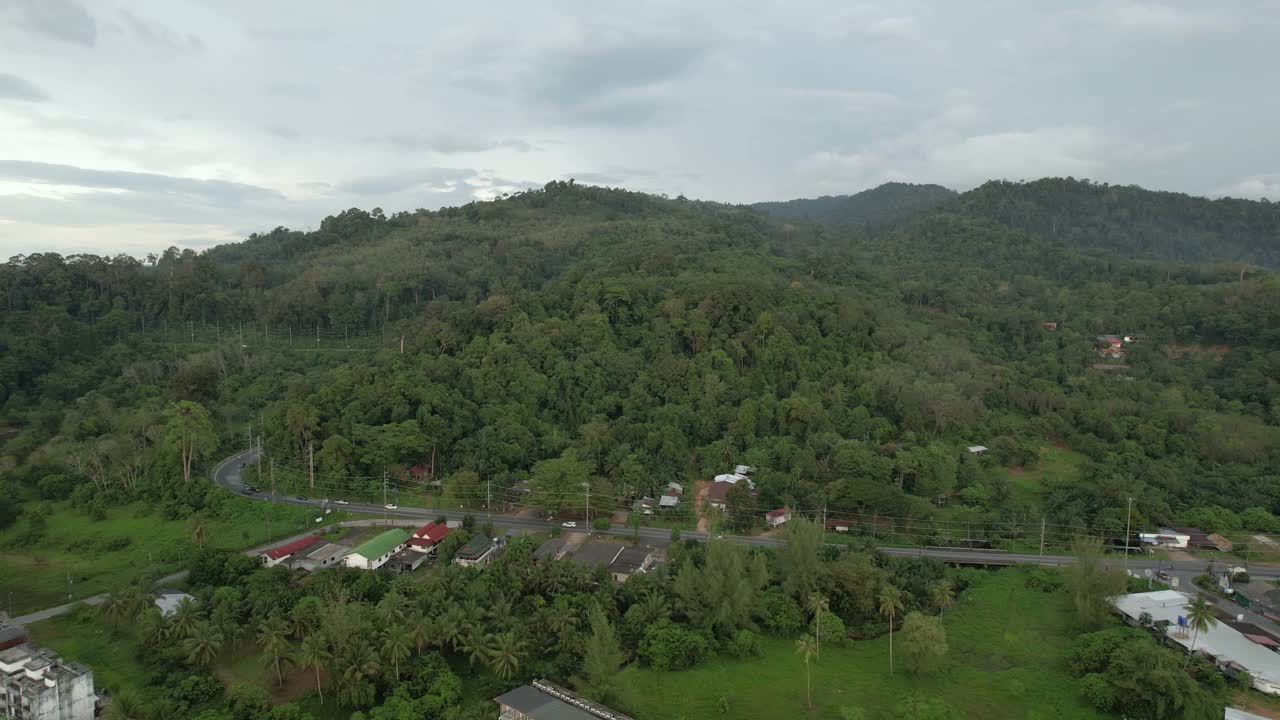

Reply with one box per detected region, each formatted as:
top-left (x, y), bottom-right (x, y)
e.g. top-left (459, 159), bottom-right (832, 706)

top-left (0, 643), bottom-right (95, 720)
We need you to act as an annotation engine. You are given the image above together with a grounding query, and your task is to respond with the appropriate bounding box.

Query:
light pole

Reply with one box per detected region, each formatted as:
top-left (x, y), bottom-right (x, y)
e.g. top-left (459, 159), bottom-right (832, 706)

top-left (1123, 497), bottom-right (1134, 574)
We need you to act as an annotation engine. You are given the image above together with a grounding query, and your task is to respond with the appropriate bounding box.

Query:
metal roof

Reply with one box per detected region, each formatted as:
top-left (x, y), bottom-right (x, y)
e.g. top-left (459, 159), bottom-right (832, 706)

top-left (494, 680), bottom-right (634, 720)
top-left (349, 529), bottom-right (410, 560)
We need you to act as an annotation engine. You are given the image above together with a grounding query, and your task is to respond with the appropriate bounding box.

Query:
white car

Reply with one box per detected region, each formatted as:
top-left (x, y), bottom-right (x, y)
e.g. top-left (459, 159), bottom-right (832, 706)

top-left (385, 503), bottom-right (398, 510)
top-left (561, 521), bottom-right (578, 528)
top-left (335, 499), bottom-right (350, 505)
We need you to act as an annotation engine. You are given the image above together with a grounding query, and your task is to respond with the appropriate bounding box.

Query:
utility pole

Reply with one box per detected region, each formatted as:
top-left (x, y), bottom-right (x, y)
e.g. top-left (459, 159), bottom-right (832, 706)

top-left (66, 570), bottom-right (72, 602)
top-left (822, 503), bottom-right (828, 536)
top-left (383, 472), bottom-right (388, 527)
top-left (486, 479), bottom-right (492, 522)
top-left (400, 335), bottom-right (404, 355)
top-left (256, 435), bottom-right (262, 487)
top-left (1039, 517), bottom-right (1046, 563)
top-left (585, 483), bottom-right (591, 535)
top-left (316, 322), bottom-right (320, 348)
top-left (1123, 497), bottom-right (1134, 575)
top-left (288, 324), bottom-right (292, 347)
top-left (308, 442), bottom-right (315, 490)
top-left (269, 459), bottom-right (275, 539)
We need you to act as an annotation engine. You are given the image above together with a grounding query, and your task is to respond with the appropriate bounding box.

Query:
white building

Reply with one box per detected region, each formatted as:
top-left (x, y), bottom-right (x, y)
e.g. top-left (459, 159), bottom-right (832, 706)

top-left (153, 591), bottom-right (195, 618)
top-left (1137, 529), bottom-right (1191, 549)
top-left (1111, 591), bottom-right (1280, 695)
top-left (965, 445), bottom-right (988, 455)
top-left (0, 644), bottom-right (96, 720)
top-left (343, 529), bottom-right (409, 571)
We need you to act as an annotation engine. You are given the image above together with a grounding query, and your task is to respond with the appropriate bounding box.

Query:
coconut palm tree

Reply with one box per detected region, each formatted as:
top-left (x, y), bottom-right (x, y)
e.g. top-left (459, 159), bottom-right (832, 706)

top-left (460, 629), bottom-right (491, 668)
top-left (806, 593), bottom-right (830, 661)
top-left (438, 605), bottom-right (466, 651)
top-left (376, 591), bottom-right (407, 628)
top-left (487, 631), bottom-right (528, 681)
top-left (104, 689), bottom-right (147, 720)
top-left (169, 596), bottom-right (200, 640)
top-left (298, 632), bottom-right (331, 705)
top-left (878, 585), bottom-right (905, 674)
top-left (929, 579), bottom-right (955, 617)
top-left (382, 626), bottom-right (411, 681)
top-left (796, 634), bottom-right (817, 710)
top-left (1184, 596), bottom-right (1218, 668)
top-left (100, 593), bottom-right (129, 628)
top-left (256, 615), bottom-right (293, 687)
top-left (182, 620), bottom-right (224, 667)
top-left (334, 637), bottom-right (380, 708)
top-left (637, 589), bottom-right (670, 625)
top-left (136, 607), bottom-right (169, 650)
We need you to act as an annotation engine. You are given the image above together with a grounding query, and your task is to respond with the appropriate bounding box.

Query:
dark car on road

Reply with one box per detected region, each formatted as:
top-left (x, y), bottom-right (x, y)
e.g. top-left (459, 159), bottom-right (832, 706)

top-left (295, 495), bottom-right (307, 501)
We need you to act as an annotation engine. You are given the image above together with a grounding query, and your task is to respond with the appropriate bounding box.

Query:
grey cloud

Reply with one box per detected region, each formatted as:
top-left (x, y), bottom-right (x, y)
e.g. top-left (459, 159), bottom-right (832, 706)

top-left (118, 9), bottom-right (204, 54)
top-left (0, 160), bottom-right (286, 206)
top-left (266, 125), bottom-right (300, 140)
top-left (0, 73), bottom-right (50, 102)
top-left (336, 168), bottom-right (478, 196)
top-left (1066, 1), bottom-right (1239, 37)
top-left (364, 135), bottom-right (536, 154)
top-left (4, 0), bottom-right (97, 46)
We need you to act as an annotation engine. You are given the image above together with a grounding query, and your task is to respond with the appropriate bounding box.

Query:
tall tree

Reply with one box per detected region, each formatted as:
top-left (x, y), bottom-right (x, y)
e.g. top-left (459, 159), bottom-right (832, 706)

top-left (381, 625), bottom-right (411, 681)
top-left (574, 602), bottom-right (627, 705)
top-left (928, 579), bottom-right (955, 617)
top-left (298, 632), bottom-right (332, 705)
top-left (899, 611), bottom-right (948, 675)
top-left (1065, 537), bottom-right (1127, 629)
top-left (806, 593), bottom-right (830, 661)
top-left (782, 518), bottom-right (823, 600)
top-left (256, 615), bottom-right (293, 687)
top-left (878, 585), bottom-right (904, 674)
top-left (1183, 596), bottom-right (1217, 668)
top-left (796, 633), bottom-right (817, 710)
top-left (183, 620), bottom-right (224, 667)
top-left (164, 400), bottom-right (216, 482)
top-left (486, 631), bottom-right (528, 681)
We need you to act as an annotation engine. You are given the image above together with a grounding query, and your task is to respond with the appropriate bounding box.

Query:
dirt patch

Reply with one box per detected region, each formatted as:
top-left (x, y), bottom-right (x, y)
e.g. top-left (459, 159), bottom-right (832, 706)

top-left (1165, 550), bottom-right (1195, 562)
top-left (269, 665), bottom-right (324, 704)
top-left (513, 506), bottom-right (542, 519)
top-left (693, 480), bottom-right (711, 534)
top-left (1230, 691), bottom-right (1280, 719)
top-left (1049, 437), bottom-right (1068, 449)
top-left (1166, 344), bottom-right (1230, 360)
top-left (1007, 467), bottom-right (1025, 475)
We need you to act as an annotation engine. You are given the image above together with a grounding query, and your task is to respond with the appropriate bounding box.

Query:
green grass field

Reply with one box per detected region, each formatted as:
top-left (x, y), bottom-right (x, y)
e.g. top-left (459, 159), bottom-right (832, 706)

top-left (1007, 443), bottom-right (1087, 506)
top-left (26, 607), bottom-right (150, 693)
top-left (0, 497), bottom-right (344, 615)
top-left (618, 568), bottom-right (1109, 720)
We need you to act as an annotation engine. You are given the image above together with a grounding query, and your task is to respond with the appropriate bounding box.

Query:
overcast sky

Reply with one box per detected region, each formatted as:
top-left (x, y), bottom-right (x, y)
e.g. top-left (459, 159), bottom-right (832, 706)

top-left (1, 0), bottom-right (1278, 257)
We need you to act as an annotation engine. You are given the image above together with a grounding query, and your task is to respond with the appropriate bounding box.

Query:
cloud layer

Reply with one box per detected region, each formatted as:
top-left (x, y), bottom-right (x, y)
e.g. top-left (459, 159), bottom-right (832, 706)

top-left (0, 0), bottom-right (1278, 255)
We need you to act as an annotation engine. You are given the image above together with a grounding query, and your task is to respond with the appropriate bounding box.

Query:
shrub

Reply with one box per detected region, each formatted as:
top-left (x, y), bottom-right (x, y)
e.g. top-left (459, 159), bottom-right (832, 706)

top-left (727, 628), bottom-right (761, 658)
top-left (639, 620), bottom-right (710, 670)
top-left (1023, 568), bottom-right (1064, 592)
top-left (817, 611), bottom-right (848, 646)
top-left (1240, 507), bottom-right (1278, 532)
top-left (759, 591), bottom-right (803, 637)
top-left (593, 517), bottom-right (611, 531)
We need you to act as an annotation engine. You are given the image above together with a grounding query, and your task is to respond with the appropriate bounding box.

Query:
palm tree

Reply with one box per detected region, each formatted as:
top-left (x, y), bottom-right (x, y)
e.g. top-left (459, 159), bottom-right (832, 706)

top-left (1183, 596), bottom-right (1218, 668)
top-left (487, 631), bottom-right (528, 681)
top-left (376, 591), bottom-right (407, 627)
top-left (795, 634), bottom-right (817, 710)
top-left (169, 596), bottom-right (200, 640)
top-left (878, 585), bottom-right (905, 674)
top-left (460, 629), bottom-right (491, 668)
top-left (637, 589), bottom-right (670, 625)
top-left (407, 611), bottom-right (434, 655)
top-left (438, 605), bottom-right (466, 651)
top-left (104, 689), bottom-right (147, 720)
top-left (382, 626), bottom-right (411, 681)
top-left (806, 593), bottom-right (830, 661)
top-left (188, 514), bottom-right (209, 546)
top-left (136, 607), bottom-right (169, 649)
top-left (256, 615), bottom-right (292, 687)
top-left (100, 593), bottom-right (129, 628)
top-left (182, 620), bottom-right (224, 667)
top-left (334, 637), bottom-right (380, 708)
top-left (929, 579), bottom-right (955, 617)
top-left (298, 632), bottom-right (332, 705)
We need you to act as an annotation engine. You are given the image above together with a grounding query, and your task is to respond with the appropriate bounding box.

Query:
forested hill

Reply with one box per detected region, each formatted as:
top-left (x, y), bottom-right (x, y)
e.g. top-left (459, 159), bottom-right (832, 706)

top-left (1, 179), bottom-right (1279, 546)
top-left (953, 178), bottom-right (1280, 269)
top-left (752, 182), bottom-right (958, 231)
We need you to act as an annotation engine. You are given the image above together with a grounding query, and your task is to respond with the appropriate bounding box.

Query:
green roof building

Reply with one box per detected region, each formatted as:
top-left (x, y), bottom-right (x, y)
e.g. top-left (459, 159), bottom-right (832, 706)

top-left (343, 529), bottom-right (410, 570)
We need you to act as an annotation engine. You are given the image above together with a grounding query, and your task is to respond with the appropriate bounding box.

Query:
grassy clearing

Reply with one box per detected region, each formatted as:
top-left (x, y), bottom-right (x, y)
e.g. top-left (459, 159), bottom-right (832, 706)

top-left (26, 608), bottom-right (150, 693)
top-left (0, 498), bottom-right (349, 614)
top-left (619, 568), bottom-right (1109, 720)
top-left (1007, 443), bottom-right (1087, 506)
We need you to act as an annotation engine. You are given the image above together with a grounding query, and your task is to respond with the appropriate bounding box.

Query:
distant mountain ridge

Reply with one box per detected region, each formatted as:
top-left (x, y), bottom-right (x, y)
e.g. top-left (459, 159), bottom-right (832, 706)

top-left (752, 182), bottom-right (958, 231)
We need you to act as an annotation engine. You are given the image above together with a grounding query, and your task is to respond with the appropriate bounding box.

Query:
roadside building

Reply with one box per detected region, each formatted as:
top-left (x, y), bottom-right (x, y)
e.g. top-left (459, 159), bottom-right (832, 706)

top-left (454, 534), bottom-right (499, 568)
top-left (608, 545), bottom-right (655, 582)
top-left (658, 493), bottom-right (680, 510)
top-left (533, 538), bottom-right (567, 564)
top-left (0, 643), bottom-right (95, 720)
top-left (291, 542), bottom-right (350, 572)
top-left (1111, 591), bottom-right (1280, 695)
top-left (343, 529), bottom-right (410, 571)
top-left (965, 445), bottom-right (988, 455)
top-left (1169, 527), bottom-right (1234, 552)
top-left (494, 679), bottom-right (634, 720)
top-left (384, 549), bottom-right (432, 575)
top-left (1138, 529), bottom-right (1192, 549)
top-left (0, 621), bottom-right (29, 652)
top-left (408, 522), bottom-right (451, 554)
top-left (765, 508), bottom-right (791, 527)
top-left (632, 497), bottom-right (656, 516)
top-left (261, 535), bottom-right (323, 567)
top-left (569, 541), bottom-right (625, 570)
top-left (706, 481), bottom-right (733, 510)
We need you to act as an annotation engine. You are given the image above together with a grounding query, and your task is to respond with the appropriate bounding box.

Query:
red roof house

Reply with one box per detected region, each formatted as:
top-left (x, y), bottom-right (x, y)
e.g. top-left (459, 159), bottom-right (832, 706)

top-left (262, 535), bottom-right (322, 565)
top-left (766, 508), bottom-right (792, 527)
top-left (408, 522), bottom-right (451, 552)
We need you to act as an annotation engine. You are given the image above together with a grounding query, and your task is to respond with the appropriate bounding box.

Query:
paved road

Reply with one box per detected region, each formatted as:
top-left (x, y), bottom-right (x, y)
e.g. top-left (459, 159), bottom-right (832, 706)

top-left (213, 449), bottom-right (1280, 581)
top-left (10, 570), bottom-right (189, 626)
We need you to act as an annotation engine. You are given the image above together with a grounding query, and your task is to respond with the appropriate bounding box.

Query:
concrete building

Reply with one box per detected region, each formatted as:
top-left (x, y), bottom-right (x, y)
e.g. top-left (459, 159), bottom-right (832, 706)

top-left (608, 546), bottom-right (655, 582)
top-left (291, 542), bottom-right (350, 572)
top-left (1111, 591), bottom-right (1280, 695)
top-left (1138, 529), bottom-right (1192, 549)
top-left (568, 541), bottom-right (625, 571)
top-left (408, 521), bottom-right (451, 553)
top-left (454, 534), bottom-right (500, 568)
top-left (343, 529), bottom-right (410, 571)
top-left (495, 679), bottom-right (633, 720)
top-left (261, 535), bottom-right (323, 567)
top-left (765, 508), bottom-right (791, 527)
top-left (0, 643), bottom-right (95, 720)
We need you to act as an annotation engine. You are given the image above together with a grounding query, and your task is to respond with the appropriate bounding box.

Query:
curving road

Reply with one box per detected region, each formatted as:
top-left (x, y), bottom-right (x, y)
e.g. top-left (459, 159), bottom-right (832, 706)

top-left (211, 449), bottom-right (1280, 582)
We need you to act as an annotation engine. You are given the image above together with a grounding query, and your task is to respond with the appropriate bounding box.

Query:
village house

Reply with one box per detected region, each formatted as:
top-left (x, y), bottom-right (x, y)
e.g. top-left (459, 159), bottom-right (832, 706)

top-left (569, 541), bottom-right (625, 570)
top-left (1096, 334), bottom-right (1125, 359)
top-left (408, 521), bottom-right (451, 553)
top-left (290, 542), bottom-right (350, 572)
top-left (608, 545), bottom-right (656, 582)
top-left (153, 590), bottom-right (195, 617)
top-left (495, 679), bottom-right (634, 720)
top-left (454, 534), bottom-right (500, 568)
top-left (384, 548), bottom-right (432, 575)
top-left (631, 497), bottom-right (656, 516)
top-left (765, 507), bottom-right (791, 527)
top-left (261, 535), bottom-right (322, 567)
top-left (965, 445), bottom-right (988, 455)
top-left (532, 538), bottom-right (568, 564)
top-left (0, 619), bottom-right (30, 652)
top-left (343, 529), bottom-right (410, 571)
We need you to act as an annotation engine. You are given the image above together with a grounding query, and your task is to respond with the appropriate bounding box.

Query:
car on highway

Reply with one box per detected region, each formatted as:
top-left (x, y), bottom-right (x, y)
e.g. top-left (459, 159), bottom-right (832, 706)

top-left (335, 499), bottom-right (350, 505)
top-left (239, 488), bottom-right (255, 496)
top-left (238, 462), bottom-right (246, 468)
top-left (561, 521), bottom-right (577, 528)
top-left (1156, 570), bottom-right (1171, 581)
top-left (295, 495), bottom-right (307, 501)
top-left (385, 503), bottom-right (398, 510)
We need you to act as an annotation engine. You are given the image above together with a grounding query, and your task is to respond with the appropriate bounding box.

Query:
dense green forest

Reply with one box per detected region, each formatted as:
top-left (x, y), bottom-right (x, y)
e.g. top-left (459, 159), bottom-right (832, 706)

top-left (752, 182), bottom-right (957, 231)
top-left (2, 178), bottom-right (1279, 546)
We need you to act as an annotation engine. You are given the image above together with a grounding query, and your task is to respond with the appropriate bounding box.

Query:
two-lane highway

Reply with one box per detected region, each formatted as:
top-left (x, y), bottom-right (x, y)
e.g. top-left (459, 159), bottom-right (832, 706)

top-left (211, 449), bottom-right (1280, 581)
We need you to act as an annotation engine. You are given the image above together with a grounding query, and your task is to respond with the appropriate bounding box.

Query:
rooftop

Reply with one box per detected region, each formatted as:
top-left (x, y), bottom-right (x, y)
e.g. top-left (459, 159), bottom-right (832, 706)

top-left (609, 545), bottom-right (654, 575)
top-left (413, 521), bottom-right (451, 543)
top-left (1112, 591), bottom-right (1280, 693)
top-left (570, 541), bottom-right (625, 568)
top-left (534, 538), bottom-right (566, 560)
top-left (304, 542), bottom-right (349, 562)
top-left (766, 508), bottom-right (789, 519)
top-left (494, 679), bottom-right (634, 720)
top-left (350, 529), bottom-right (410, 560)
top-left (456, 533), bottom-right (494, 560)
top-left (154, 592), bottom-right (195, 617)
top-left (264, 534), bottom-right (322, 560)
